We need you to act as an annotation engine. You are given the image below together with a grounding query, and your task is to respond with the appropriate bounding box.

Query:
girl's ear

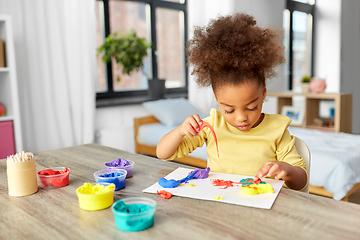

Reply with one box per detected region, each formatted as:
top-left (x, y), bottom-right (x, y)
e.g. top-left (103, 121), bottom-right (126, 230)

top-left (262, 87), bottom-right (267, 101)
top-left (213, 92), bottom-right (218, 106)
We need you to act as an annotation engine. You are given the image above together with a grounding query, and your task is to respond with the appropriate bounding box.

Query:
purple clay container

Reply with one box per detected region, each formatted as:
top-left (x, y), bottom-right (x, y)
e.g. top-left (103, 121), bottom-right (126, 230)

top-left (104, 159), bottom-right (134, 178)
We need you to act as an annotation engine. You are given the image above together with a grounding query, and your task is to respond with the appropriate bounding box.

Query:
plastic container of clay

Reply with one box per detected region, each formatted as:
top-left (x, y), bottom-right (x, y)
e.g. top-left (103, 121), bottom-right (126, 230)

top-left (93, 169), bottom-right (127, 190)
top-left (76, 182), bottom-right (115, 211)
top-left (104, 159), bottom-right (134, 178)
top-left (112, 197), bottom-right (157, 232)
top-left (37, 167), bottom-right (70, 189)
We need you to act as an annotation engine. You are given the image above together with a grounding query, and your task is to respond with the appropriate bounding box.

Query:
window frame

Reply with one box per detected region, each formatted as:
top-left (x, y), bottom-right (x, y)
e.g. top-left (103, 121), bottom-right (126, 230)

top-left (96, 0), bottom-right (188, 107)
top-left (286, 0), bottom-right (315, 90)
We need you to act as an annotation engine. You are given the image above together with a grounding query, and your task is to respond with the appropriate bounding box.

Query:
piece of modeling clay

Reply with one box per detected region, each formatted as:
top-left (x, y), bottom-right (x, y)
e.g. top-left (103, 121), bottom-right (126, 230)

top-left (38, 167), bottom-right (70, 176)
top-left (38, 168), bottom-right (70, 187)
top-left (210, 179), bottom-right (239, 189)
top-left (77, 182), bottom-right (115, 195)
top-left (97, 172), bottom-right (125, 191)
top-left (239, 178), bottom-right (265, 186)
top-left (105, 158), bottom-right (130, 167)
top-left (214, 195), bottom-right (224, 200)
top-left (195, 122), bottom-right (219, 157)
top-left (113, 201), bottom-right (153, 213)
top-left (158, 167), bottom-right (210, 188)
top-left (240, 184), bottom-right (274, 195)
top-left (50, 177), bottom-right (69, 187)
top-left (156, 190), bottom-right (173, 199)
top-left (190, 167), bottom-right (210, 179)
top-left (99, 172), bottom-right (123, 178)
top-left (179, 183), bottom-right (196, 187)
top-left (158, 178), bottom-right (180, 188)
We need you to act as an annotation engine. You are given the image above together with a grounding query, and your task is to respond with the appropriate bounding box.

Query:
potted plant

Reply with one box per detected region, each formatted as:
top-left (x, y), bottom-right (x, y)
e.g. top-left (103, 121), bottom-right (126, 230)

top-left (97, 30), bottom-right (165, 100)
top-left (301, 75), bottom-right (311, 94)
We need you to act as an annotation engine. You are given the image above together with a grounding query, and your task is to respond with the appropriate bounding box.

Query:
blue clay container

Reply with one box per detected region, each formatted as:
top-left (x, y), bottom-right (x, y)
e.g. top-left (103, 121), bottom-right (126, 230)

top-left (93, 169), bottom-right (127, 191)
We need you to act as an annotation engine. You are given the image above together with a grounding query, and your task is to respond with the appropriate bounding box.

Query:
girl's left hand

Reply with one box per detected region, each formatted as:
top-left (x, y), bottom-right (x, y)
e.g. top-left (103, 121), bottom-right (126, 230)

top-left (254, 161), bottom-right (293, 181)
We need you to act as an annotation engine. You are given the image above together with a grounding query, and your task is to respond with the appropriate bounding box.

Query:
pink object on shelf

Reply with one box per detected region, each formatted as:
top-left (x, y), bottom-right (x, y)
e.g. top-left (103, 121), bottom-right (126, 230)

top-left (0, 102), bottom-right (5, 116)
top-left (310, 78), bottom-right (326, 93)
top-left (0, 121), bottom-right (16, 159)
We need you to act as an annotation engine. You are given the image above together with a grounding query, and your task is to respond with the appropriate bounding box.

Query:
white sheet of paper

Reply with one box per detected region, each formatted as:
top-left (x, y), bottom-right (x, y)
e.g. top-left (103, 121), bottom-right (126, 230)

top-left (143, 167), bottom-right (284, 209)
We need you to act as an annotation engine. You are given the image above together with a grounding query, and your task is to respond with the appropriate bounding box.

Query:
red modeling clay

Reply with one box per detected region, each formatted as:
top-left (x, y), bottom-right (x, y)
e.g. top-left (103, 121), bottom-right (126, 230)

top-left (38, 168), bottom-right (70, 187)
top-left (156, 190), bottom-right (173, 199)
top-left (195, 121), bottom-right (219, 157)
top-left (50, 176), bottom-right (69, 187)
top-left (210, 179), bottom-right (239, 189)
top-left (38, 168), bottom-right (70, 176)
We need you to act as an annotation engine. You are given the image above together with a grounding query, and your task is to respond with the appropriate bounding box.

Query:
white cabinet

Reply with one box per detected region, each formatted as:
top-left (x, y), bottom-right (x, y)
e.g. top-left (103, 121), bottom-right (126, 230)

top-left (0, 15), bottom-right (23, 155)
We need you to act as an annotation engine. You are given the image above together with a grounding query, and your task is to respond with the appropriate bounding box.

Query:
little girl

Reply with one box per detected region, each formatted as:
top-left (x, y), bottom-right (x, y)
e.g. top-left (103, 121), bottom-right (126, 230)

top-left (156, 13), bottom-right (307, 190)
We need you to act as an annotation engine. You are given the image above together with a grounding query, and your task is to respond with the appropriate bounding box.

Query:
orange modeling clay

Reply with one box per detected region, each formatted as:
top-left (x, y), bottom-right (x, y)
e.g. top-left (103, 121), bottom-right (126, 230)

top-left (156, 190), bottom-right (173, 199)
top-left (195, 121), bottom-right (219, 157)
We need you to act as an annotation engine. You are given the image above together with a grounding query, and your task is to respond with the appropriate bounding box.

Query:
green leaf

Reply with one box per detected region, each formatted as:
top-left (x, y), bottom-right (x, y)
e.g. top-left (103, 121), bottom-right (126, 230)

top-left (97, 29), bottom-right (152, 77)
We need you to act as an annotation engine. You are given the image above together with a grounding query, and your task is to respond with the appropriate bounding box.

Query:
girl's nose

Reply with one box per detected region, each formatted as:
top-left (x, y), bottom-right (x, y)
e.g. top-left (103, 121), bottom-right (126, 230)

top-left (237, 113), bottom-right (248, 122)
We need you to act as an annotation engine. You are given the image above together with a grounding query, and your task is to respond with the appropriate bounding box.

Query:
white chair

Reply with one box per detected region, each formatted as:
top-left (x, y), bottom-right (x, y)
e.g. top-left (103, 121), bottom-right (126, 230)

top-left (294, 137), bottom-right (311, 193)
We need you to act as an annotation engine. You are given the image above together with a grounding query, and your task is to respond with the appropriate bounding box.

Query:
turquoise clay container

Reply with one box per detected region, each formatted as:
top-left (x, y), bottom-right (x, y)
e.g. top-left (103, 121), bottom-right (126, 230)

top-left (111, 197), bottom-right (156, 232)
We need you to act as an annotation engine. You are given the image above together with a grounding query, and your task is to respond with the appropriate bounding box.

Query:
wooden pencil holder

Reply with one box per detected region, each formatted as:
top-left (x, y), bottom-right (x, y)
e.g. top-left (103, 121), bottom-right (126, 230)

top-left (7, 159), bottom-right (38, 196)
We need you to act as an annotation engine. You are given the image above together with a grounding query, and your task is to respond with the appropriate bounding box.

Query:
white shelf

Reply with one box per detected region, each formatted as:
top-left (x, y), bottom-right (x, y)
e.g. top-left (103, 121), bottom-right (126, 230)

top-left (0, 15), bottom-right (23, 152)
top-left (0, 116), bottom-right (14, 121)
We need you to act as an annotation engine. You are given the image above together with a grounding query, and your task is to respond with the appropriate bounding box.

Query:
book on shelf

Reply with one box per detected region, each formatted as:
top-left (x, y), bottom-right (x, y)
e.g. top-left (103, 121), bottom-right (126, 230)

top-left (0, 39), bottom-right (5, 67)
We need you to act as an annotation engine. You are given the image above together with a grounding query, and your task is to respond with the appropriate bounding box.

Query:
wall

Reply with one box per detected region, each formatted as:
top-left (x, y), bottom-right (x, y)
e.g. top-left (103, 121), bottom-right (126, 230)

top-left (95, 104), bottom-right (151, 152)
top-left (314, 0), bottom-right (360, 133)
top-left (314, 0), bottom-right (341, 93)
top-left (340, 0), bottom-right (360, 133)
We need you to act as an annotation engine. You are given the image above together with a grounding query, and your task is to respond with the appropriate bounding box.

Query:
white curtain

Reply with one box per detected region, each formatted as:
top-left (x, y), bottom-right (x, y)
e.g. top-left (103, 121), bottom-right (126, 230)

top-left (0, 0), bottom-right (96, 152)
top-left (187, 0), bottom-right (234, 115)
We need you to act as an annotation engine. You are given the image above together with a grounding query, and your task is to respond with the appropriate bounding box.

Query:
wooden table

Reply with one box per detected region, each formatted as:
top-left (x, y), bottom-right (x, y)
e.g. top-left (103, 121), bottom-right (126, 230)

top-left (1, 144), bottom-right (360, 240)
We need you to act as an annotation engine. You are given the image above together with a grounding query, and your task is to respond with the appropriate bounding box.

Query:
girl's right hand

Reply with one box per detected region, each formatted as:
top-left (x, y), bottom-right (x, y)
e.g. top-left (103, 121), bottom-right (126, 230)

top-left (178, 114), bottom-right (202, 137)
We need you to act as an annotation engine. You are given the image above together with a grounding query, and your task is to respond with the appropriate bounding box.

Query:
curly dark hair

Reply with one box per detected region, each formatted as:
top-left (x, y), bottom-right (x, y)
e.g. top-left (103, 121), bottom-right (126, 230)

top-left (186, 13), bottom-right (285, 91)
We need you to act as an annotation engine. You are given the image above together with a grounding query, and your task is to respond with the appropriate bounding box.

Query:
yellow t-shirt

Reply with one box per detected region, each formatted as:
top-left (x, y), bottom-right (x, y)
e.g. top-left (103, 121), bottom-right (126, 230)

top-left (168, 109), bottom-right (306, 177)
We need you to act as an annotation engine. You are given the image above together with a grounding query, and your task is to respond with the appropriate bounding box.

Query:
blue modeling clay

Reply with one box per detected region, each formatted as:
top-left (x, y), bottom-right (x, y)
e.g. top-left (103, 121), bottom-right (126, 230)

top-left (158, 167), bottom-right (210, 188)
top-left (97, 172), bottom-right (125, 190)
top-left (99, 172), bottom-right (123, 178)
top-left (158, 178), bottom-right (180, 188)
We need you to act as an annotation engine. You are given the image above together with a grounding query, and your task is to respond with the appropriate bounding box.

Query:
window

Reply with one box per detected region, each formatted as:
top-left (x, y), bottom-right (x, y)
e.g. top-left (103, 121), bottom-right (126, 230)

top-left (95, 0), bottom-right (187, 106)
top-left (283, 0), bottom-right (315, 90)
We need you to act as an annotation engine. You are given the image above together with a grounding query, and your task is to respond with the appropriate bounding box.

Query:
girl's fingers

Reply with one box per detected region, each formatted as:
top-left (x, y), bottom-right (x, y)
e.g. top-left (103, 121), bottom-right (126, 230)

top-left (188, 116), bottom-right (200, 132)
top-left (256, 162), bottom-right (289, 180)
top-left (267, 164), bottom-right (280, 177)
top-left (257, 163), bottom-right (273, 178)
top-left (193, 114), bottom-right (202, 124)
top-left (275, 171), bottom-right (286, 180)
top-left (187, 124), bottom-right (199, 137)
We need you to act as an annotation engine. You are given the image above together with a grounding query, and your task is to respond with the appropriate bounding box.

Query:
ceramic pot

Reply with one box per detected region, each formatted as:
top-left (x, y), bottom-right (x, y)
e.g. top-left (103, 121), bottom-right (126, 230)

top-left (309, 78), bottom-right (326, 93)
top-left (301, 83), bottom-right (310, 94)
